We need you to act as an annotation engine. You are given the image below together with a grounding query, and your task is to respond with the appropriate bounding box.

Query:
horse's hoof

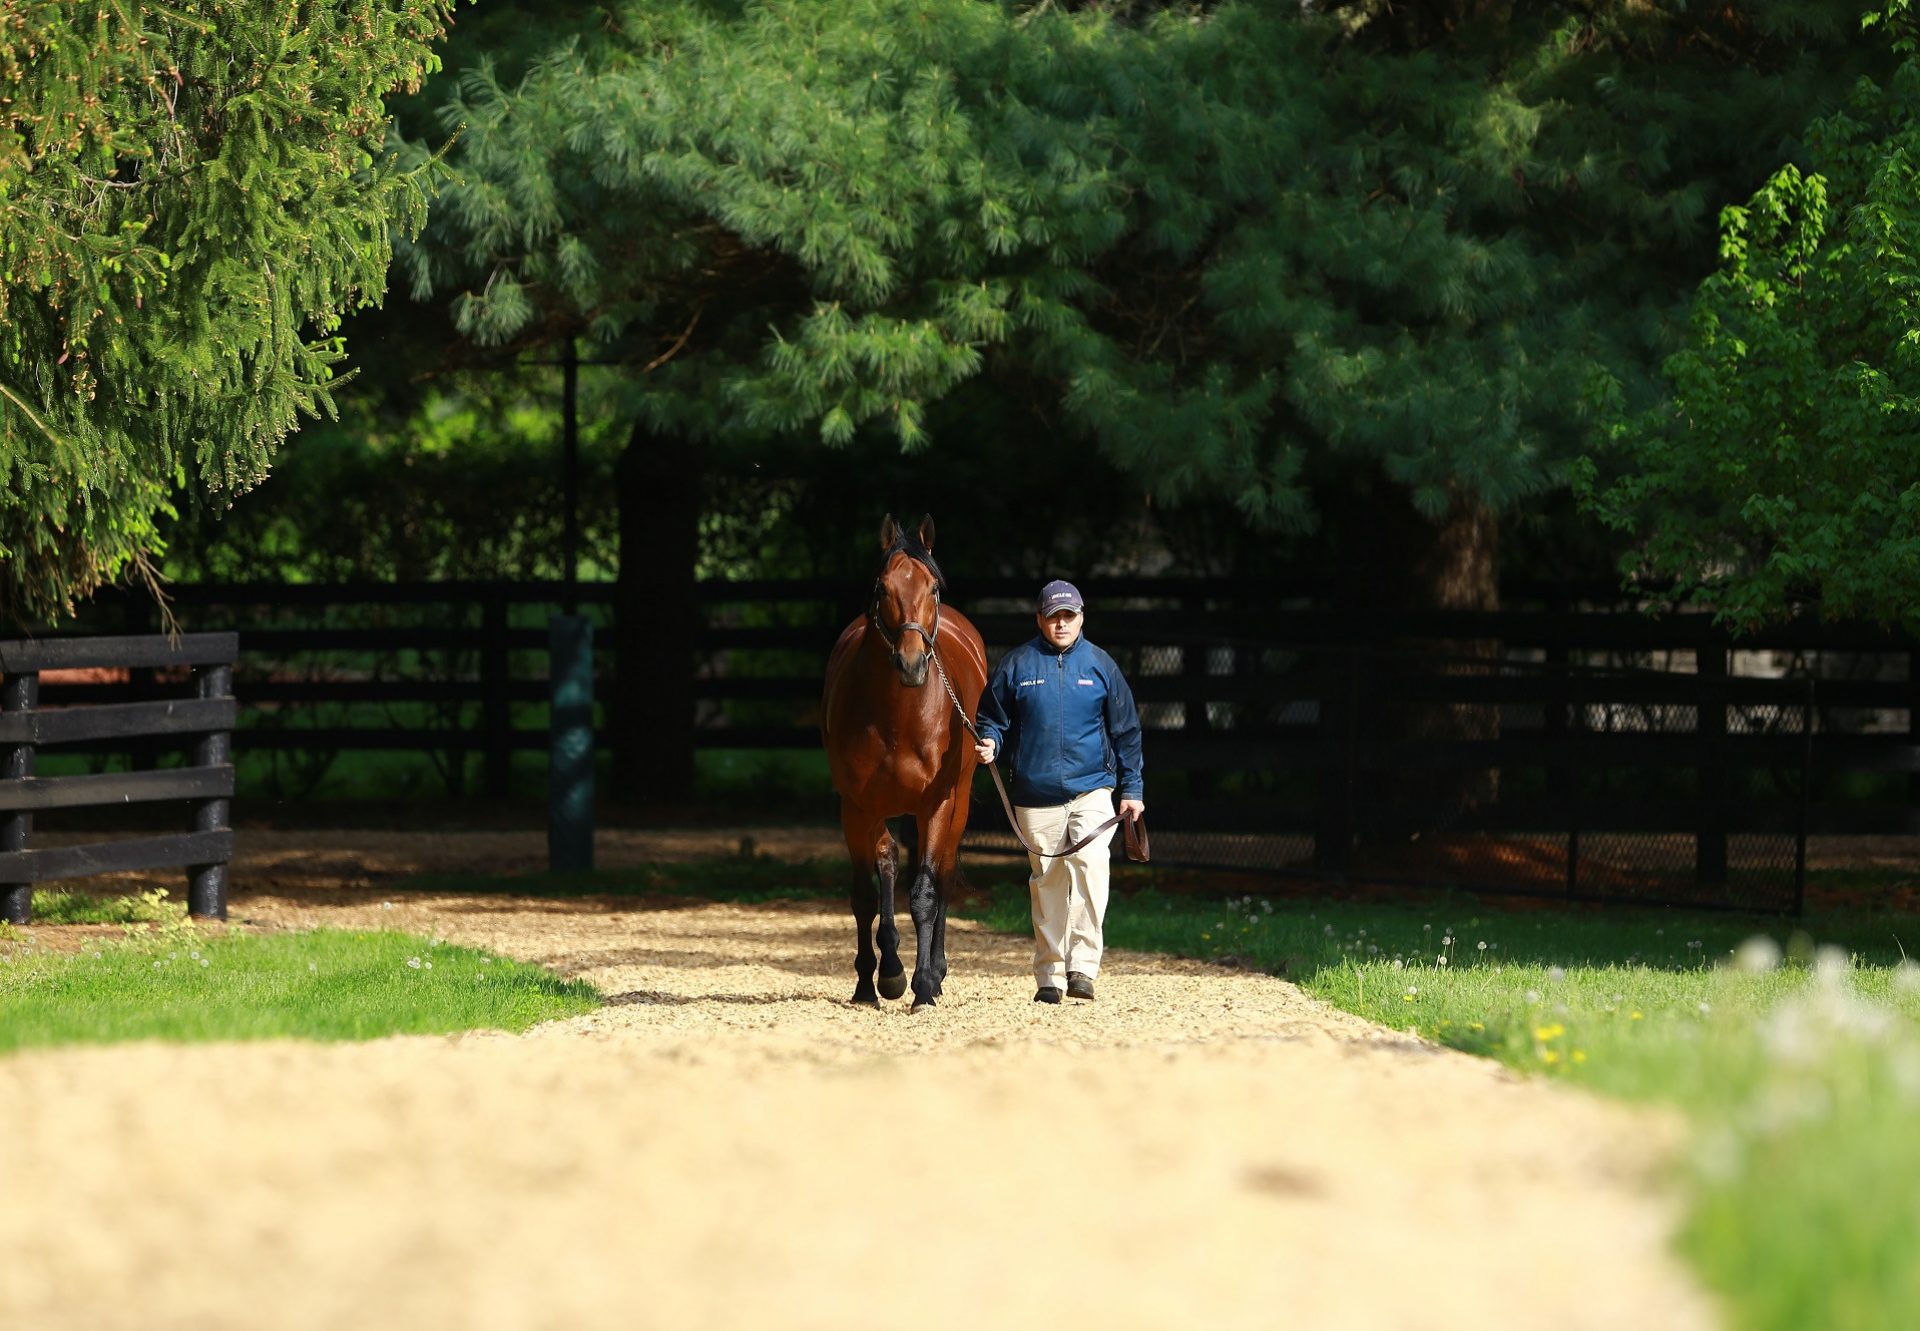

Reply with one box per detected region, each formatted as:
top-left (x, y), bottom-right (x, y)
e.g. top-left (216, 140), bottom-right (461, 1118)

top-left (851, 991), bottom-right (880, 1008)
top-left (877, 972), bottom-right (908, 1001)
top-left (909, 997), bottom-right (937, 1013)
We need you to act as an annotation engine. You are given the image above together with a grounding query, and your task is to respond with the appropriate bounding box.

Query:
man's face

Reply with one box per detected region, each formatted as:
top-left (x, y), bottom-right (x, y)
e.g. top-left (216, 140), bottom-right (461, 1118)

top-left (1037, 608), bottom-right (1083, 649)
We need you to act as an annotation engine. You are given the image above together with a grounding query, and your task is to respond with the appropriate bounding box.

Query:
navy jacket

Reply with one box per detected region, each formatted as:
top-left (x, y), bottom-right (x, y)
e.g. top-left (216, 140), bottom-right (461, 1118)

top-left (975, 634), bottom-right (1144, 807)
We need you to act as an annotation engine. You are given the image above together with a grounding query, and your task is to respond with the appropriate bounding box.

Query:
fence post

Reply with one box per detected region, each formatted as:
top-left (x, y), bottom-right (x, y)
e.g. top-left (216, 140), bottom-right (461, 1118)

top-left (1567, 668), bottom-right (1583, 900)
top-left (2, 671), bottom-right (38, 925)
top-left (1182, 593), bottom-right (1216, 799)
top-left (1696, 632), bottom-right (1729, 886)
top-left (482, 590), bottom-right (511, 799)
top-left (188, 661), bottom-right (232, 920)
top-left (548, 613), bottom-right (595, 872)
top-left (1313, 650), bottom-right (1356, 874)
top-left (1795, 676), bottom-right (1814, 916)
top-left (1910, 648), bottom-right (1919, 814)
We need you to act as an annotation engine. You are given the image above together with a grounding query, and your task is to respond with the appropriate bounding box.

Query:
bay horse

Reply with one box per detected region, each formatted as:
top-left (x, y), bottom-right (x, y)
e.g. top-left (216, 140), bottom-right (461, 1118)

top-left (821, 513), bottom-right (988, 1010)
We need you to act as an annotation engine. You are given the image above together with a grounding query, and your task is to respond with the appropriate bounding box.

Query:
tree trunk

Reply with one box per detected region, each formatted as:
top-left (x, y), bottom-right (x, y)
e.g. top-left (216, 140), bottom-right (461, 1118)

top-left (1327, 479), bottom-right (1501, 846)
top-left (613, 425), bottom-right (703, 806)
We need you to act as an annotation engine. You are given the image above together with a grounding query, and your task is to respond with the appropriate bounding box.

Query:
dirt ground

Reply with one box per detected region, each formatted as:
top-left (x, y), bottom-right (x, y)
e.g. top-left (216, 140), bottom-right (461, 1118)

top-left (0, 830), bottom-right (1720, 1330)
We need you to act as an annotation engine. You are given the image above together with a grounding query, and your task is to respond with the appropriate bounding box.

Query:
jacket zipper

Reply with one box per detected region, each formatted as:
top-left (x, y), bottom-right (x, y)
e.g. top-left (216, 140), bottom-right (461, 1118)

top-left (1056, 648), bottom-right (1067, 795)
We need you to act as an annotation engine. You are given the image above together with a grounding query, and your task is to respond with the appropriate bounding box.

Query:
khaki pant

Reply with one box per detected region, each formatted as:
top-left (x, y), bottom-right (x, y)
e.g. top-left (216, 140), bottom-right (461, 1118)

top-left (1015, 787), bottom-right (1116, 988)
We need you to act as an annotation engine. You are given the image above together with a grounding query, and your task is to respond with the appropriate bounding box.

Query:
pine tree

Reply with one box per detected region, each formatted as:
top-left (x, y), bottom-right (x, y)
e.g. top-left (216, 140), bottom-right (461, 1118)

top-left (0, 0), bottom-right (458, 626)
top-left (409, 0), bottom-right (1883, 609)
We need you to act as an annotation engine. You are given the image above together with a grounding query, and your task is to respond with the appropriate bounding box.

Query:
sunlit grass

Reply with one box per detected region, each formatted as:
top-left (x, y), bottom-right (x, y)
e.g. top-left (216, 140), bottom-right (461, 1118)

top-left (0, 926), bottom-right (599, 1053)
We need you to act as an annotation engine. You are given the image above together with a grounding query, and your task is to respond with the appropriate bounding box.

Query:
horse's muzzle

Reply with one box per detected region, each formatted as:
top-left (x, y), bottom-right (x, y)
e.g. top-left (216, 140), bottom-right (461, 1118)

top-left (892, 650), bottom-right (932, 687)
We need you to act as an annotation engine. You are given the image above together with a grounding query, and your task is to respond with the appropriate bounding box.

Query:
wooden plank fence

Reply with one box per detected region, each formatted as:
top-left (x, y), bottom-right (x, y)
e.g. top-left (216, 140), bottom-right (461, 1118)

top-left (32, 578), bottom-right (1920, 909)
top-left (1, 634), bottom-right (237, 924)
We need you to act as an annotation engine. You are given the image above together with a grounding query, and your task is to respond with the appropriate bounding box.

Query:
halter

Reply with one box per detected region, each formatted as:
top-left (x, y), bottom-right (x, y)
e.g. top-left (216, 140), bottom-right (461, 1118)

top-left (871, 545), bottom-right (944, 653)
top-left (869, 570), bottom-right (940, 653)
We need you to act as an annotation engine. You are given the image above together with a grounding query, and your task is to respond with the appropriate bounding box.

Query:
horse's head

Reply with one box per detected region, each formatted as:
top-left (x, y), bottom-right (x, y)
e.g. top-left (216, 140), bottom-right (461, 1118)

top-left (871, 513), bottom-right (944, 687)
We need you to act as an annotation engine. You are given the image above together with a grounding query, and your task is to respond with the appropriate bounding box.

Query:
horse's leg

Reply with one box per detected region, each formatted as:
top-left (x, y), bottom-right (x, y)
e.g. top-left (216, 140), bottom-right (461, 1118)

top-left (874, 821), bottom-right (907, 1001)
top-left (842, 801), bottom-right (885, 1007)
top-left (929, 783), bottom-right (975, 991)
top-left (905, 852), bottom-right (940, 1011)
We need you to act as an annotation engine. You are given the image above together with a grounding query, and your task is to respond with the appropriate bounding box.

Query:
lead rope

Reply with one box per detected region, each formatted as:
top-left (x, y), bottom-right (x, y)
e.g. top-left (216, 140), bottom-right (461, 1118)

top-left (930, 644), bottom-right (1137, 862)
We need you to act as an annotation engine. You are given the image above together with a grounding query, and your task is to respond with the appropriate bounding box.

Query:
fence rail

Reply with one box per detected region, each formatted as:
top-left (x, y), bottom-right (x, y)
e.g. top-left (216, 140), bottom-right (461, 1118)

top-left (33, 579), bottom-right (1920, 911)
top-left (1, 633), bottom-right (237, 923)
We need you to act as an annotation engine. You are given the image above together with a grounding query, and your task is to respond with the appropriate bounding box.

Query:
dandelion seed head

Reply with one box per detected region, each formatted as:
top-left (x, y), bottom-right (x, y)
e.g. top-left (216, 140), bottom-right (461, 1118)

top-left (1732, 936), bottom-right (1782, 973)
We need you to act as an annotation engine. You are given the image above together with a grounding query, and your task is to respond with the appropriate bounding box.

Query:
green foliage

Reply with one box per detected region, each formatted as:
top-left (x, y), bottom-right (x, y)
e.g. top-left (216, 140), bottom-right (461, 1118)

top-left (0, 0), bottom-right (458, 626)
top-left (1580, 5), bottom-right (1920, 630)
top-left (161, 384), bottom-right (622, 583)
top-left (30, 886), bottom-right (178, 925)
top-left (412, 0), bottom-right (1882, 535)
top-left (0, 926), bottom-right (598, 1051)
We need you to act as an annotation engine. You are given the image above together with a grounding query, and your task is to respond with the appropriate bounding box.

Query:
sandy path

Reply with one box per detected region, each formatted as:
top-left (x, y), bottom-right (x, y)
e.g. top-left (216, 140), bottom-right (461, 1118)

top-left (0, 832), bottom-right (1717, 1330)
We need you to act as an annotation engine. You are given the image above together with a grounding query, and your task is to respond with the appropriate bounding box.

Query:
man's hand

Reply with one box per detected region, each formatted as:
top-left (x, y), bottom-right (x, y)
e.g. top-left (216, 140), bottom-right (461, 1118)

top-left (974, 737), bottom-right (997, 764)
top-left (1119, 797), bottom-right (1145, 822)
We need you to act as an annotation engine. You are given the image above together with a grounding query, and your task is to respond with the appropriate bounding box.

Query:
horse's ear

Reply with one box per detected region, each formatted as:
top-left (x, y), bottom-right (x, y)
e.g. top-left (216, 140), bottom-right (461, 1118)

top-left (879, 513), bottom-right (900, 550)
top-left (917, 514), bottom-right (935, 552)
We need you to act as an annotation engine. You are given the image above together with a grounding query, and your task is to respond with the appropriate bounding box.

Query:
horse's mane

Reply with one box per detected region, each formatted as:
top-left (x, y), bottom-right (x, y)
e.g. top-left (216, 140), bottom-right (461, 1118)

top-left (880, 533), bottom-right (945, 592)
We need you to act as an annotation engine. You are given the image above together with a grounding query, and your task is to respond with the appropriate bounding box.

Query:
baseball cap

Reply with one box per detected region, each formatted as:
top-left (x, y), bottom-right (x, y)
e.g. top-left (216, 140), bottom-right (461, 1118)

top-left (1036, 579), bottom-right (1084, 616)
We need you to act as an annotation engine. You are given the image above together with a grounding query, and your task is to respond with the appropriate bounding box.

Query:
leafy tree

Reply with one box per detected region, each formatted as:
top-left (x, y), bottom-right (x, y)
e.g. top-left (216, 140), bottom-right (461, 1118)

top-left (0, 0), bottom-right (458, 627)
top-left (1579, 4), bottom-right (1920, 631)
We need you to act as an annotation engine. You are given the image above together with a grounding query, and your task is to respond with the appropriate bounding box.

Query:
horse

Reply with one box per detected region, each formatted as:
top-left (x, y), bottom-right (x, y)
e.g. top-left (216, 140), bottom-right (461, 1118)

top-left (820, 513), bottom-right (988, 1011)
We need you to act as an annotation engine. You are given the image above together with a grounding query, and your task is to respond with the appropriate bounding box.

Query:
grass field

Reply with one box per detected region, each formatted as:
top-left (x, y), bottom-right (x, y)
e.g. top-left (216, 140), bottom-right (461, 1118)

top-left (0, 909), bottom-right (598, 1054)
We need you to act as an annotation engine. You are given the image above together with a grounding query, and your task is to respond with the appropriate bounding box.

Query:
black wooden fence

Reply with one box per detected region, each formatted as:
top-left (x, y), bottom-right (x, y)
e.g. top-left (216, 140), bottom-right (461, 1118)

top-left (1, 634), bottom-right (237, 924)
top-left (40, 579), bottom-right (1920, 910)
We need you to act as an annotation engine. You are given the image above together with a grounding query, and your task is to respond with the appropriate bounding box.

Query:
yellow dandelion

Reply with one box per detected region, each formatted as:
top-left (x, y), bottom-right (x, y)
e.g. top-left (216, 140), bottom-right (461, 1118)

top-left (1542, 1050), bottom-right (1561, 1065)
top-left (1629, 1011), bottom-right (1643, 1021)
top-left (1532, 1023), bottom-right (1565, 1041)
top-left (1572, 1050), bottom-right (1588, 1064)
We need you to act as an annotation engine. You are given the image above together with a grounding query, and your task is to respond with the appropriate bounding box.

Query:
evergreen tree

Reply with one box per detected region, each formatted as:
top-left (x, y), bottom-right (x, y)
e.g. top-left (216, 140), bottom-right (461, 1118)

top-left (1580, 4), bottom-right (1920, 631)
top-left (411, 0), bottom-right (1883, 610)
top-left (0, 0), bottom-right (458, 627)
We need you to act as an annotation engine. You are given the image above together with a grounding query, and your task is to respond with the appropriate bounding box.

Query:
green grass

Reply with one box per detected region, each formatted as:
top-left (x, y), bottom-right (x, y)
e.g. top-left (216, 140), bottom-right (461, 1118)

top-left (965, 877), bottom-right (1920, 1331)
top-left (27, 885), bottom-right (178, 925)
top-left (0, 925), bottom-right (599, 1053)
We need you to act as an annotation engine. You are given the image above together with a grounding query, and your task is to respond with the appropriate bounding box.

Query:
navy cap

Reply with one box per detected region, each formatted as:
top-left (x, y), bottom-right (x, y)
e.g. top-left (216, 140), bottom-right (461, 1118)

top-left (1036, 579), bottom-right (1084, 616)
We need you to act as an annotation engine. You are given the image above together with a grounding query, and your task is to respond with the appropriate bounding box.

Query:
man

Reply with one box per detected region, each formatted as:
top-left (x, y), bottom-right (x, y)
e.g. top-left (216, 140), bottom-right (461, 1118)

top-left (974, 580), bottom-right (1145, 1003)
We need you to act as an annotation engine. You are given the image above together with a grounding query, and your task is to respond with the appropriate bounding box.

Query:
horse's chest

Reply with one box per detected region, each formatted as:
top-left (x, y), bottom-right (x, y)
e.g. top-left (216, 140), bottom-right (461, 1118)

top-left (830, 717), bottom-right (948, 795)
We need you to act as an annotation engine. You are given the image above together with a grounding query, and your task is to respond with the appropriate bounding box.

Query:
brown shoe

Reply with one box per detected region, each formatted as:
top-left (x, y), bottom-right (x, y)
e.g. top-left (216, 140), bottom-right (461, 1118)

top-left (1066, 972), bottom-right (1095, 1001)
